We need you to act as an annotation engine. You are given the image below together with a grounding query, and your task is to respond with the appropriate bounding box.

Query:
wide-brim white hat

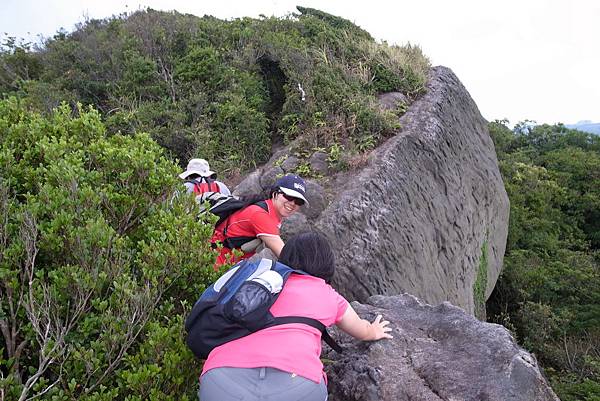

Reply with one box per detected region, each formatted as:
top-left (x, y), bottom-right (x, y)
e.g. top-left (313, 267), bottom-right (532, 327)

top-left (179, 158), bottom-right (215, 179)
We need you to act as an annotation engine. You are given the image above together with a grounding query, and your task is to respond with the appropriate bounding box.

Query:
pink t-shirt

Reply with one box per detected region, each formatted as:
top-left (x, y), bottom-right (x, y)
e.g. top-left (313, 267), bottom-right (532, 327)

top-left (201, 274), bottom-right (349, 383)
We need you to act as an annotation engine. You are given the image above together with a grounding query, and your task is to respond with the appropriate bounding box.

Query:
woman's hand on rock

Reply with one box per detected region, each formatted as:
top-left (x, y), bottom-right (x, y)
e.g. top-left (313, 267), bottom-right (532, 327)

top-left (371, 314), bottom-right (393, 340)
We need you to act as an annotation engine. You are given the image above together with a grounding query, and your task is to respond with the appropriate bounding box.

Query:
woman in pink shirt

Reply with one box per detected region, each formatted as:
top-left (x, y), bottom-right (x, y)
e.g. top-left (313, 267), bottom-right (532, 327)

top-left (199, 232), bottom-right (393, 401)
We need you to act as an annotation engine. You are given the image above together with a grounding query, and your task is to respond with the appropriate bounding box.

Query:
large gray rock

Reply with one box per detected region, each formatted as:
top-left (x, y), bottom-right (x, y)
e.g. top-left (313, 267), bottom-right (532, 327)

top-left (280, 155), bottom-right (300, 172)
top-left (232, 170), bottom-right (263, 197)
top-left (325, 295), bottom-right (559, 401)
top-left (309, 151), bottom-right (330, 175)
top-left (259, 166), bottom-right (284, 190)
top-left (377, 91), bottom-right (409, 111)
top-left (280, 212), bottom-right (310, 240)
top-left (303, 180), bottom-right (327, 219)
top-left (315, 66), bottom-right (509, 316)
top-left (230, 66), bottom-right (508, 317)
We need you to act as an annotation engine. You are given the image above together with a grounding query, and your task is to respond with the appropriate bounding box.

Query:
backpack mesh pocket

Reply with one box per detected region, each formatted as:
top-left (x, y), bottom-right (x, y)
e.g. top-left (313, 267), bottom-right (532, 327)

top-left (225, 281), bottom-right (274, 331)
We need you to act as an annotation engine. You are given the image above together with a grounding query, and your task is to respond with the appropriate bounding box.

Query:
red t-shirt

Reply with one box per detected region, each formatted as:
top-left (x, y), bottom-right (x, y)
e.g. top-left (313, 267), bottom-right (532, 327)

top-left (212, 199), bottom-right (281, 267)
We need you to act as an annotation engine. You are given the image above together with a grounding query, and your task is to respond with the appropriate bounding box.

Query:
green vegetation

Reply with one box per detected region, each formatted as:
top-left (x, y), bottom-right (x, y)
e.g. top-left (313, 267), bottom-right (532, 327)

top-left (0, 7), bottom-right (429, 176)
top-left (0, 9), bottom-right (428, 399)
top-left (487, 121), bottom-right (600, 401)
top-left (2, 7), bottom-right (598, 399)
top-left (0, 98), bottom-right (219, 400)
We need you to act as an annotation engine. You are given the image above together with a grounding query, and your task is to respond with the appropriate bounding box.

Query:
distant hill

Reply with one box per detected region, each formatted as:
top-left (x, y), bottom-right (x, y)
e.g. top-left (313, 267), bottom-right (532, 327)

top-left (566, 121), bottom-right (600, 135)
top-left (0, 7), bottom-right (430, 173)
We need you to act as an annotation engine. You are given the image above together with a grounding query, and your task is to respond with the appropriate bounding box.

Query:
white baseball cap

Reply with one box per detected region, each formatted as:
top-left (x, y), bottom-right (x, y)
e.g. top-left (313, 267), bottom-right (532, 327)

top-left (275, 174), bottom-right (308, 205)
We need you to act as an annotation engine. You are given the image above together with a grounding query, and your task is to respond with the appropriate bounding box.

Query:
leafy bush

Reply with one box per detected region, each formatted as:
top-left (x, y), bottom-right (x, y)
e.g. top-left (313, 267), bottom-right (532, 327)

top-left (1, 7), bottom-right (430, 173)
top-left (487, 120), bottom-right (600, 400)
top-left (0, 98), bottom-right (218, 400)
top-left (209, 96), bottom-right (270, 174)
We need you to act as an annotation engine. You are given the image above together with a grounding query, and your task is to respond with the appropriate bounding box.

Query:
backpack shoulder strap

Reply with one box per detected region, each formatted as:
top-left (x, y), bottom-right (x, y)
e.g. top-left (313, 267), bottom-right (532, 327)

top-left (202, 177), bottom-right (219, 193)
top-left (191, 178), bottom-right (204, 194)
top-left (221, 200), bottom-right (269, 245)
top-left (254, 200), bottom-right (269, 212)
top-left (271, 316), bottom-right (343, 353)
top-left (267, 264), bottom-right (343, 353)
top-left (187, 177), bottom-right (221, 194)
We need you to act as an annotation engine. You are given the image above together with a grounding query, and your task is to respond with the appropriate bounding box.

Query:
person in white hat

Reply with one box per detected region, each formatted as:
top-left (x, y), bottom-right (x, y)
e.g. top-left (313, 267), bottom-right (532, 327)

top-left (180, 158), bottom-right (231, 196)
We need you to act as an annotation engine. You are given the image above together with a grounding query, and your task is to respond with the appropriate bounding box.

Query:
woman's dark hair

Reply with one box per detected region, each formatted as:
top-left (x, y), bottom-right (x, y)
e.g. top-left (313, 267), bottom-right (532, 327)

top-left (279, 232), bottom-right (335, 282)
top-left (186, 173), bottom-right (201, 180)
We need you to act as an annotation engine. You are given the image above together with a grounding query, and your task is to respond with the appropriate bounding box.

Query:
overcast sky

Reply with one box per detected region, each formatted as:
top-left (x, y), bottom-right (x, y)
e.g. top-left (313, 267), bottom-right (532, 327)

top-left (1, 0), bottom-right (599, 125)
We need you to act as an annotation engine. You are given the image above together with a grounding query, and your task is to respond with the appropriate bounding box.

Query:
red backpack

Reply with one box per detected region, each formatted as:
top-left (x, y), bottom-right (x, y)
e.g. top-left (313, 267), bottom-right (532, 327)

top-left (187, 177), bottom-right (220, 195)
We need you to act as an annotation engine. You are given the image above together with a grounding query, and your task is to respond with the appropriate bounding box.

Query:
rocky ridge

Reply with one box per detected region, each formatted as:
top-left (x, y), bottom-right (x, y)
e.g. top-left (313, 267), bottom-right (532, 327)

top-left (324, 294), bottom-right (559, 401)
top-left (235, 66), bottom-right (509, 317)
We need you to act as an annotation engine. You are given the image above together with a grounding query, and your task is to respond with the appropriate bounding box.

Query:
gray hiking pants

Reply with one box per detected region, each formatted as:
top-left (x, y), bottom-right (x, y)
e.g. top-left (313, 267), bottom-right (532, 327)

top-left (198, 367), bottom-right (328, 401)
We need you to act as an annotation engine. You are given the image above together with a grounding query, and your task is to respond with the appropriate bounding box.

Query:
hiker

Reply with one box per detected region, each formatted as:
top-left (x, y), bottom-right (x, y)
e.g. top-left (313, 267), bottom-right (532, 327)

top-left (211, 174), bottom-right (308, 267)
top-left (179, 158), bottom-right (231, 196)
top-left (198, 232), bottom-right (393, 401)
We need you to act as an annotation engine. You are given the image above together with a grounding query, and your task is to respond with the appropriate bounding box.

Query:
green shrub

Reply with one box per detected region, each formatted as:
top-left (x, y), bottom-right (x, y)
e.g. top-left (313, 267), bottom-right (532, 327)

top-left (550, 375), bottom-right (600, 401)
top-left (174, 46), bottom-right (223, 89)
top-left (487, 120), bottom-right (600, 400)
top-left (370, 62), bottom-right (404, 93)
top-left (209, 96), bottom-right (270, 173)
top-left (0, 98), bottom-right (217, 400)
top-left (0, 8), bottom-right (430, 174)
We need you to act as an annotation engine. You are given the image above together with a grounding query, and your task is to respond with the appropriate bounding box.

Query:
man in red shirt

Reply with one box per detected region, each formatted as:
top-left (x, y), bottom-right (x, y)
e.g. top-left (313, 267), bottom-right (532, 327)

top-left (212, 174), bottom-right (308, 267)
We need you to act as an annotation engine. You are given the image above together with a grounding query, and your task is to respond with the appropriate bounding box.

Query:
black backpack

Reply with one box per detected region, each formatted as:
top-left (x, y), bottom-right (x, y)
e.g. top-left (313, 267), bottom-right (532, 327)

top-left (196, 192), bottom-right (269, 250)
top-left (195, 192), bottom-right (250, 227)
top-left (184, 258), bottom-right (343, 359)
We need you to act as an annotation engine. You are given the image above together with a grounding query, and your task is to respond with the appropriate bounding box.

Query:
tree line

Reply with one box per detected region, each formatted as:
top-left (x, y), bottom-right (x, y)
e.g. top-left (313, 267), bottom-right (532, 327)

top-left (487, 121), bottom-right (600, 400)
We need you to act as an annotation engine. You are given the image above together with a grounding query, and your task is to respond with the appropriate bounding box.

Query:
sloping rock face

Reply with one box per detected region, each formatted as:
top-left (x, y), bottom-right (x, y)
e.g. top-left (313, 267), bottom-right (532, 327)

top-left (234, 66), bottom-right (509, 316)
top-left (315, 66), bottom-right (509, 316)
top-left (324, 295), bottom-right (559, 401)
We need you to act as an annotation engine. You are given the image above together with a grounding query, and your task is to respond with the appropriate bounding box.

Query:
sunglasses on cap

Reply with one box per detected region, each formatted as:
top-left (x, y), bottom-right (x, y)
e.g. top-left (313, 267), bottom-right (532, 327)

top-left (279, 191), bottom-right (305, 206)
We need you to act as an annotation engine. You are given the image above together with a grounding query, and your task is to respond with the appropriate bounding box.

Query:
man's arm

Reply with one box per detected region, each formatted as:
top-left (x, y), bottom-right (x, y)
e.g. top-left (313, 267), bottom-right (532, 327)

top-left (258, 234), bottom-right (285, 257)
top-left (216, 181), bottom-right (231, 195)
